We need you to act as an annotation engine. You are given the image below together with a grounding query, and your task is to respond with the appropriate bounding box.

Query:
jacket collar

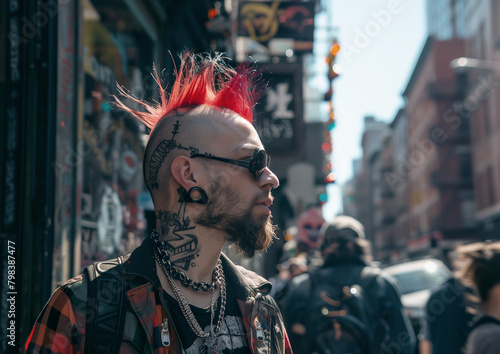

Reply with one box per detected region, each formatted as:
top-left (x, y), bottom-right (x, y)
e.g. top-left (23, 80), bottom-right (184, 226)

top-left (122, 237), bottom-right (161, 287)
top-left (122, 237), bottom-right (273, 300)
top-left (220, 253), bottom-right (272, 300)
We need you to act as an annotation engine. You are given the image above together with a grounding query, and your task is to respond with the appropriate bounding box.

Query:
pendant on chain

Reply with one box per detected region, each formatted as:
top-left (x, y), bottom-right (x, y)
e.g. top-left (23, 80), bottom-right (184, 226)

top-left (152, 229), bottom-right (226, 352)
top-left (202, 337), bottom-right (222, 354)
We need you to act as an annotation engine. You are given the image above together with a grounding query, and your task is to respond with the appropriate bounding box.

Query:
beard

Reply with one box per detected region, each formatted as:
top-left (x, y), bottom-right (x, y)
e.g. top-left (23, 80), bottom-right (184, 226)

top-left (195, 179), bottom-right (276, 258)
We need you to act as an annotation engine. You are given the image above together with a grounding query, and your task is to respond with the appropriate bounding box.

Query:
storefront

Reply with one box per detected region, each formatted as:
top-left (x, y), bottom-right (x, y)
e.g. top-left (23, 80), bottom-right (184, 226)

top-left (1, 0), bottom-right (165, 348)
top-left (56, 0), bottom-right (160, 285)
top-left (1, 0), bottom-right (253, 348)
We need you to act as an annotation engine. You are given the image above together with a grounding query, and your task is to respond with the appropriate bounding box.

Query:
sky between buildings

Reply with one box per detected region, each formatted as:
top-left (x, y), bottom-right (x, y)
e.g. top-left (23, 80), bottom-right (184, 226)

top-left (321, 0), bottom-right (428, 220)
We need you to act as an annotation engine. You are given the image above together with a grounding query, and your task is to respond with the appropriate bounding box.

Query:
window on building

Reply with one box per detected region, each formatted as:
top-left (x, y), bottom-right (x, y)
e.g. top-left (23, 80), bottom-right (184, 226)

top-left (459, 190), bottom-right (475, 227)
top-left (482, 98), bottom-right (491, 137)
top-left (481, 171), bottom-right (488, 209)
top-left (459, 151), bottom-right (472, 181)
top-left (474, 173), bottom-right (482, 210)
top-left (457, 112), bottom-right (469, 137)
top-left (474, 98), bottom-right (487, 141)
top-left (486, 166), bottom-right (495, 207)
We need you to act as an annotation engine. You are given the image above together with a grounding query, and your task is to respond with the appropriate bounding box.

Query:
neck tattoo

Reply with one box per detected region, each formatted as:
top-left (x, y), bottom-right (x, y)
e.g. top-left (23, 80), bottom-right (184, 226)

top-left (152, 230), bottom-right (227, 352)
top-left (151, 228), bottom-right (221, 292)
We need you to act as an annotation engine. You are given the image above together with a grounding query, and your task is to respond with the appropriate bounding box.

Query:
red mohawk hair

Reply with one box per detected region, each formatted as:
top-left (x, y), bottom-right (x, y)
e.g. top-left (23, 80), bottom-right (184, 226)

top-left (113, 52), bottom-right (262, 130)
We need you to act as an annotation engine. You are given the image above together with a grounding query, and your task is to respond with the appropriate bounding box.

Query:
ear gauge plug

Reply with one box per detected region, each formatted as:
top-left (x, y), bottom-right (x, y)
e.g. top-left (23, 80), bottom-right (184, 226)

top-left (179, 187), bottom-right (208, 204)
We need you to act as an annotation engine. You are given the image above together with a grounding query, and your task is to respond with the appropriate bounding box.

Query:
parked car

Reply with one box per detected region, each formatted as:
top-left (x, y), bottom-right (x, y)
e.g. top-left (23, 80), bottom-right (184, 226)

top-left (383, 258), bottom-right (452, 337)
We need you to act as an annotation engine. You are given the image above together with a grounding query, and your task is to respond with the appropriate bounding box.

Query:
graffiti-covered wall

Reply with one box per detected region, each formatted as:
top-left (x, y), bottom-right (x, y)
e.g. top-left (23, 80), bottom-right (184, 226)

top-left (78, 0), bottom-right (156, 270)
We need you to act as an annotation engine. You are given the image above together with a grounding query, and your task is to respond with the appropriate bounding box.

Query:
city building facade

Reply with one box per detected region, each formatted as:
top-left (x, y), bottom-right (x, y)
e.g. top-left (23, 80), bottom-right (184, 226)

top-left (357, 116), bottom-right (389, 242)
top-left (390, 109), bottom-right (410, 261)
top-left (372, 130), bottom-right (396, 262)
top-left (404, 37), bottom-right (475, 258)
top-left (463, 0), bottom-right (500, 240)
top-left (344, 0), bottom-right (500, 263)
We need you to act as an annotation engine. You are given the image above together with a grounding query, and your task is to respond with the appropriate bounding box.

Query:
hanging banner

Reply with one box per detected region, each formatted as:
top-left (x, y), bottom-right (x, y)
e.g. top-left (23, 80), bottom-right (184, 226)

top-left (253, 63), bottom-right (303, 156)
top-left (238, 0), bottom-right (315, 43)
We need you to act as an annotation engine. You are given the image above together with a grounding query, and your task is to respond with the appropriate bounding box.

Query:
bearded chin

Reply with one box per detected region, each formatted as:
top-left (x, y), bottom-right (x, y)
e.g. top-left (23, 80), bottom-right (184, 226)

top-left (224, 215), bottom-right (277, 258)
top-left (194, 180), bottom-right (277, 258)
top-left (197, 211), bottom-right (276, 258)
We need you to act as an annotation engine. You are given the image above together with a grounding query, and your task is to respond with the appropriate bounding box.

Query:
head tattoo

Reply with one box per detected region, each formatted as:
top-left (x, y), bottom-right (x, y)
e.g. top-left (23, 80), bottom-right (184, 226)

top-left (113, 53), bottom-right (263, 193)
top-left (112, 53), bottom-right (273, 261)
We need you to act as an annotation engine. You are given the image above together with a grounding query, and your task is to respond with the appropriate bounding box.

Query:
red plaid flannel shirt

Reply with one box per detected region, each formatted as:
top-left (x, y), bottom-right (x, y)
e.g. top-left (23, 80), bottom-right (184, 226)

top-left (25, 239), bottom-right (292, 353)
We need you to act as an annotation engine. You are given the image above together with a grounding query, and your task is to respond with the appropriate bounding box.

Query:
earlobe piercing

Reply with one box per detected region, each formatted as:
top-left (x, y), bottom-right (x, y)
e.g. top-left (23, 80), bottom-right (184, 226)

top-left (179, 187), bottom-right (208, 204)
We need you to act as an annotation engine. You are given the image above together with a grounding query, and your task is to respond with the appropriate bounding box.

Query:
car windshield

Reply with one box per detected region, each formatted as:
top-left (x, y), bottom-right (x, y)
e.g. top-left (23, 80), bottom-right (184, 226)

top-left (389, 263), bottom-right (450, 294)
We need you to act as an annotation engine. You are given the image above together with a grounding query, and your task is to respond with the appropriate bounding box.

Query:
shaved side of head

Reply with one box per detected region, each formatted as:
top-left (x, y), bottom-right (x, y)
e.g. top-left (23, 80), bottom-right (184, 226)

top-left (143, 106), bottom-right (244, 205)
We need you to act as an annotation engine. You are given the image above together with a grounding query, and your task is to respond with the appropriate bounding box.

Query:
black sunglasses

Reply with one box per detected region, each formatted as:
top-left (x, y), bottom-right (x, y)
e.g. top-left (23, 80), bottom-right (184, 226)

top-left (191, 148), bottom-right (271, 177)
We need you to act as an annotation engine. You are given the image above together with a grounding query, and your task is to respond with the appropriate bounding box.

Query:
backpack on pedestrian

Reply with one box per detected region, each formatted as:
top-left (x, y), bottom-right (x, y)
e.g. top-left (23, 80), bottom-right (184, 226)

top-left (294, 266), bottom-right (388, 354)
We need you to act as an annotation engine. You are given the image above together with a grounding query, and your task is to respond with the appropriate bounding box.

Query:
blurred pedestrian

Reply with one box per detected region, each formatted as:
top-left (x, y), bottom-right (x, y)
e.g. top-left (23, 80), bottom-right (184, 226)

top-left (271, 254), bottom-right (309, 309)
top-left (282, 215), bottom-right (416, 354)
top-left (460, 241), bottom-right (500, 354)
top-left (295, 207), bottom-right (325, 256)
top-left (25, 53), bottom-right (292, 353)
top-left (420, 277), bottom-right (475, 354)
top-left (419, 250), bottom-right (475, 354)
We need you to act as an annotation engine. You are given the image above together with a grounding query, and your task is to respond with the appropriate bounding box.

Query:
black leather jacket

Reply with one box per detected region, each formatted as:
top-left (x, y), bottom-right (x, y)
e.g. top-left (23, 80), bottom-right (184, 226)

top-left (282, 257), bottom-right (416, 354)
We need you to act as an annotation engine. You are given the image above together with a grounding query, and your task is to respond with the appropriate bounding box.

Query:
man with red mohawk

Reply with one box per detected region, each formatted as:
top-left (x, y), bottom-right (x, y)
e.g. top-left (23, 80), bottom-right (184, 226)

top-left (26, 53), bottom-right (292, 353)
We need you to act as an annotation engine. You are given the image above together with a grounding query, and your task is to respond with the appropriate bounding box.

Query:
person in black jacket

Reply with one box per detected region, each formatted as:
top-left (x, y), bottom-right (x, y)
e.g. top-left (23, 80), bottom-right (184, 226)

top-left (419, 250), bottom-right (475, 354)
top-left (282, 215), bottom-right (416, 354)
top-left (461, 241), bottom-right (500, 354)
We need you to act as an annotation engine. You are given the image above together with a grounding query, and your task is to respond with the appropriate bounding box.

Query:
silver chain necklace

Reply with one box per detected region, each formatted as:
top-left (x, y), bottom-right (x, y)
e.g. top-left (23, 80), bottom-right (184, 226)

top-left (154, 248), bottom-right (227, 352)
top-left (150, 228), bottom-right (221, 292)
